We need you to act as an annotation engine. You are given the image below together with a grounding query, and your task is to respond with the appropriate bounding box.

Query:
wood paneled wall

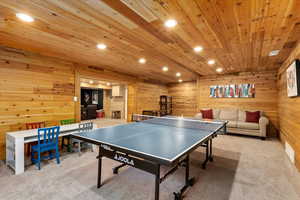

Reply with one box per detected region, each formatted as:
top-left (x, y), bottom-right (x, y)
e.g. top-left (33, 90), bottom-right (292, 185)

top-left (0, 46), bottom-right (168, 160)
top-left (168, 71), bottom-right (278, 129)
top-left (135, 82), bottom-right (168, 114)
top-left (104, 82), bottom-right (168, 120)
top-left (278, 42), bottom-right (300, 170)
top-left (0, 46), bottom-right (75, 159)
top-left (168, 82), bottom-right (197, 117)
top-left (197, 71), bottom-right (278, 131)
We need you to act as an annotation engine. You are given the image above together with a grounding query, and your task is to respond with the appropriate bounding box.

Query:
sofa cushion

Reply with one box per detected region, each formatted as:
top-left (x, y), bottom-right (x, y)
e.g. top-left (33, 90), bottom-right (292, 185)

top-left (246, 111), bottom-right (260, 123)
top-left (237, 122), bottom-right (259, 130)
top-left (227, 121), bottom-right (237, 128)
top-left (194, 113), bottom-right (202, 119)
top-left (219, 109), bottom-right (238, 121)
top-left (200, 109), bottom-right (213, 119)
top-left (238, 110), bottom-right (246, 122)
top-left (212, 109), bottom-right (220, 119)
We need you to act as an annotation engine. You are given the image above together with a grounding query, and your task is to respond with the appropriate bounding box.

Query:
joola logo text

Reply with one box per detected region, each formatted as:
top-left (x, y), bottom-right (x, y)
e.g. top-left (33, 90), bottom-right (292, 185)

top-left (114, 154), bottom-right (135, 166)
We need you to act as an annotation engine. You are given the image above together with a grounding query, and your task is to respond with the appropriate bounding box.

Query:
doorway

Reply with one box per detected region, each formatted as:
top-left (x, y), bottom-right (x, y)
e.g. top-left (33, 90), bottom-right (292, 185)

top-left (79, 78), bottom-right (127, 121)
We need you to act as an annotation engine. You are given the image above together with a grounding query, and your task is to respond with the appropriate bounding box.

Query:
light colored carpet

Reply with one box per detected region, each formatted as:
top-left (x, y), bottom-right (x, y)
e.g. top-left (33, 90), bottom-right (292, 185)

top-left (1, 120), bottom-right (300, 200)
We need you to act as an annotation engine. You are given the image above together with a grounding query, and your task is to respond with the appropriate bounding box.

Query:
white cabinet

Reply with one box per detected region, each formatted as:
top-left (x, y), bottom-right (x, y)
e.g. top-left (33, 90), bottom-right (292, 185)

top-left (112, 85), bottom-right (123, 97)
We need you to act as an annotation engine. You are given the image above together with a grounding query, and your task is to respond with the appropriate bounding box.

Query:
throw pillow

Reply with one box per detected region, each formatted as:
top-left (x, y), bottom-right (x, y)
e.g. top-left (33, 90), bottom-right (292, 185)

top-left (200, 109), bottom-right (213, 119)
top-left (245, 111), bottom-right (260, 123)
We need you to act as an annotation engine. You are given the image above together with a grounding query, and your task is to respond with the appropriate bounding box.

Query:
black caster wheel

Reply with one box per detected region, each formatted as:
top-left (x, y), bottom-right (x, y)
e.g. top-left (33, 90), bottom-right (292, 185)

top-left (188, 178), bottom-right (195, 186)
top-left (112, 168), bottom-right (118, 174)
top-left (173, 192), bottom-right (182, 200)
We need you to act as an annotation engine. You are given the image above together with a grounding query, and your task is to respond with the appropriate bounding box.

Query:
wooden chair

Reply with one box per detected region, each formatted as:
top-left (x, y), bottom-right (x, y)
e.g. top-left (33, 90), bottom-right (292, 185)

top-left (25, 122), bottom-right (45, 156)
top-left (60, 119), bottom-right (75, 151)
top-left (31, 126), bottom-right (60, 170)
top-left (71, 122), bottom-right (93, 155)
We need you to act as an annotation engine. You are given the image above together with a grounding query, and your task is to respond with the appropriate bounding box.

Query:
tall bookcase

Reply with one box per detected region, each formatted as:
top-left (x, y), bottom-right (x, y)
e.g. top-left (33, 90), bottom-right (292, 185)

top-left (159, 95), bottom-right (172, 116)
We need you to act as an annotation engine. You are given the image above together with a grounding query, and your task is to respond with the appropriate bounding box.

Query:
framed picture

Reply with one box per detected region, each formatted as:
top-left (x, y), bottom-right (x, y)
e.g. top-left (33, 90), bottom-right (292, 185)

top-left (92, 90), bottom-right (99, 104)
top-left (287, 59), bottom-right (300, 97)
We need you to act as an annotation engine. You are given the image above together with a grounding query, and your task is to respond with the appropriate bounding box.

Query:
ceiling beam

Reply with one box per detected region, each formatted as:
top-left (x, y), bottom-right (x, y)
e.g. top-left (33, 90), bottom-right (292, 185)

top-left (101, 0), bottom-right (172, 43)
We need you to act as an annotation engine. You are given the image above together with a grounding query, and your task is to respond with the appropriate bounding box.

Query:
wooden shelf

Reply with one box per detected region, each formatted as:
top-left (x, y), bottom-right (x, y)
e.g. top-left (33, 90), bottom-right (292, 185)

top-left (159, 95), bottom-right (172, 116)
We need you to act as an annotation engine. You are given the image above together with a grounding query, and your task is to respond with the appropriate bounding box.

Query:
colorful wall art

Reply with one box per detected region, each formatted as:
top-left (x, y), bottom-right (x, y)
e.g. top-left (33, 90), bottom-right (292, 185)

top-left (209, 84), bottom-right (255, 98)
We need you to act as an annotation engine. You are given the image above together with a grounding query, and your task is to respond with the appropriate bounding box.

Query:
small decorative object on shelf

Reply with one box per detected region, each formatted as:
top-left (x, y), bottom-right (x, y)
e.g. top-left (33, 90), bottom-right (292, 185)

top-left (160, 95), bottom-right (172, 116)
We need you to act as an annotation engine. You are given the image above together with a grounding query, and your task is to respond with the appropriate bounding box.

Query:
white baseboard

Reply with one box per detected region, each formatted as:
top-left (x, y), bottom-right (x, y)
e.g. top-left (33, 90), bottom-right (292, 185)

top-left (285, 141), bottom-right (295, 164)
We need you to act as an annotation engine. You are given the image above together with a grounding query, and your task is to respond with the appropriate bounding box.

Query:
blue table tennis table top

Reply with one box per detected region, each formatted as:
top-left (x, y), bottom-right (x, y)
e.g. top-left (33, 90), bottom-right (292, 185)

top-left (72, 119), bottom-right (226, 164)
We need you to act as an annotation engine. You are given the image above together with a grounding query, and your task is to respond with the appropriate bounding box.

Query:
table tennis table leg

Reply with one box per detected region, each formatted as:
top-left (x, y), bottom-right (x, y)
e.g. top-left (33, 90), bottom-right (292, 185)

top-left (97, 146), bottom-right (102, 188)
top-left (174, 155), bottom-right (195, 200)
top-left (202, 140), bottom-right (209, 169)
top-left (154, 164), bottom-right (160, 200)
top-left (209, 139), bottom-right (213, 162)
top-left (202, 137), bottom-right (215, 169)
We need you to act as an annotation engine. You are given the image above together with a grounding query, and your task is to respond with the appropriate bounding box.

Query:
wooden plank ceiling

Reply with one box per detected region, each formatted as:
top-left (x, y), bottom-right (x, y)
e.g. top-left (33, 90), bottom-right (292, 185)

top-left (0, 0), bottom-right (300, 83)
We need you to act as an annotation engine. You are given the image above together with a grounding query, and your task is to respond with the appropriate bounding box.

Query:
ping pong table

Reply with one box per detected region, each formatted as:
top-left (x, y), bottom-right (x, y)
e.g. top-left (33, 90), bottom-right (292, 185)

top-left (72, 115), bottom-right (227, 200)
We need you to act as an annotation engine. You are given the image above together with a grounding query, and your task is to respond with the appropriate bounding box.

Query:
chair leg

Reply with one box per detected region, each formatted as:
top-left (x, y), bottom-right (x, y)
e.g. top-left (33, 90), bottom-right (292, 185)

top-left (70, 140), bottom-right (74, 152)
top-left (37, 151), bottom-right (41, 170)
top-left (31, 150), bottom-right (35, 164)
top-left (56, 146), bottom-right (60, 164)
top-left (49, 150), bottom-right (53, 159)
top-left (78, 141), bottom-right (81, 156)
top-left (27, 144), bottom-right (30, 156)
top-left (67, 137), bottom-right (72, 152)
top-left (61, 137), bottom-right (64, 150)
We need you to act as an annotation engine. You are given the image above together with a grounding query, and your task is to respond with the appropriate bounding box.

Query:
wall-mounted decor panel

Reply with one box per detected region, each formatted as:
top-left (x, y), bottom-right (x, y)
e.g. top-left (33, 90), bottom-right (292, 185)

top-left (210, 84), bottom-right (255, 98)
top-left (286, 59), bottom-right (300, 97)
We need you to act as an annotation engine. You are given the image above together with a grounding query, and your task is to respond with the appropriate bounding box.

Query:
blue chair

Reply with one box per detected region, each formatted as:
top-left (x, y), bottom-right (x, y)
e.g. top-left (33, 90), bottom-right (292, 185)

top-left (31, 126), bottom-right (60, 170)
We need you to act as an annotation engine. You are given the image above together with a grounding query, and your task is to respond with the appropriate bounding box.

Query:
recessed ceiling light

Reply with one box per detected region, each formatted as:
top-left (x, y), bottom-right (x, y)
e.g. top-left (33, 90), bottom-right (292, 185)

top-left (106, 82), bottom-right (111, 86)
top-left (139, 58), bottom-right (146, 64)
top-left (16, 13), bottom-right (34, 22)
top-left (164, 19), bottom-right (177, 28)
top-left (176, 72), bottom-right (181, 77)
top-left (208, 59), bottom-right (216, 65)
top-left (89, 80), bottom-right (94, 84)
top-left (269, 50), bottom-right (280, 56)
top-left (194, 46), bottom-right (203, 52)
top-left (178, 79), bottom-right (183, 83)
top-left (162, 66), bottom-right (169, 71)
top-left (97, 43), bottom-right (107, 50)
top-left (216, 68), bottom-right (223, 73)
